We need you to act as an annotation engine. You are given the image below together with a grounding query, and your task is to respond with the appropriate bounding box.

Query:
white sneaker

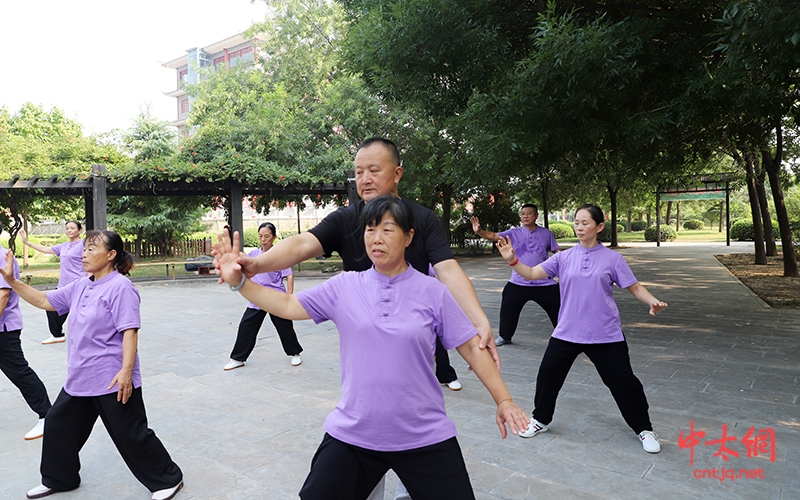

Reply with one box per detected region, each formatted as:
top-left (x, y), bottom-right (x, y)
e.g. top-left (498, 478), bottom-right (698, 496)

top-left (291, 355), bottom-right (302, 366)
top-left (24, 418), bottom-right (45, 440)
top-left (223, 359), bottom-right (244, 371)
top-left (151, 481), bottom-right (183, 500)
top-left (26, 484), bottom-right (55, 499)
top-left (519, 417), bottom-right (549, 438)
top-left (41, 335), bottom-right (65, 345)
top-left (442, 379), bottom-right (462, 391)
top-left (638, 430), bottom-right (661, 453)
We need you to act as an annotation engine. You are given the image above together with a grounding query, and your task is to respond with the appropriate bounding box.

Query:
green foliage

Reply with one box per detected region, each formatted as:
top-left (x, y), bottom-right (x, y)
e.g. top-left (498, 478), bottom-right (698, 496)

top-left (598, 223), bottom-right (625, 243)
top-left (731, 219), bottom-right (781, 241)
top-left (548, 222), bottom-right (575, 239)
top-left (0, 237), bottom-right (34, 258)
top-left (645, 225), bottom-right (677, 242)
top-left (242, 228), bottom-right (260, 248)
top-left (631, 220), bottom-right (649, 231)
top-left (123, 110), bottom-right (177, 162)
top-left (683, 219), bottom-right (705, 230)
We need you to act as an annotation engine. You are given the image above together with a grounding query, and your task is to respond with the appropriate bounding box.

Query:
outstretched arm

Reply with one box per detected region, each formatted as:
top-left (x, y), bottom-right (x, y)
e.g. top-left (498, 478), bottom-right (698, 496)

top-left (470, 216), bottom-right (501, 242)
top-left (214, 231), bottom-right (325, 280)
top-left (19, 229), bottom-right (56, 255)
top-left (0, 250), bottom-right (55, 310)
top-left (433, 259), bottom-right (500, 370)
top-left (215, 231), bottom-right (311, 320)
top-left (495, 236), bottom-right (549, 281)
top-left (455, 335), bottom-right (530, 438)
top-left (626, 282), bottom-right (668, 316)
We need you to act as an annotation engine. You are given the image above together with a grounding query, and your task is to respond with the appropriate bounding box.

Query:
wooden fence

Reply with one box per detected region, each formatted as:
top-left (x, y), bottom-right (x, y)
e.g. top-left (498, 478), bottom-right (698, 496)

top-left (123, 238), bottom-right (213, 258)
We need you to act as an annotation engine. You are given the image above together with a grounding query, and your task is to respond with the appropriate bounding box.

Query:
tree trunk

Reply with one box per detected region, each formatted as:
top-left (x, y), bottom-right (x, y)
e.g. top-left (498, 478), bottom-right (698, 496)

top-left (743, 149), bottom-right (767, 265)
top-left (607, 184), bottom-right (618, 248)
top-left (755, 168), bottom-right (776, 256)
top-left (761, 125), bottom-right (798, 277)
top-left (626, 208), bottom-right (632, 232)
top-left (718, 201), bottom-right (724, 233)
top-left (440, 183), bottom-right (453, 243)
top-left (540, 178), bottom-right (550, 229)
top-left (135, 227), bottom-right (143, 258)
top-left (675, 202), bottom-right (681, 232)
top-left (665, 201), bottom-right (672, 225)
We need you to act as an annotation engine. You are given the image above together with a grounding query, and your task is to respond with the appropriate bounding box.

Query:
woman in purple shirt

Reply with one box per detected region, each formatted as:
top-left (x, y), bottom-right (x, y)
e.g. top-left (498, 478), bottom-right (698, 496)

top-left (497, 204), bottom-right (668, 454)
top-left (20, 220), bottom-right (85, 344)
top-left (216, 195), bottom-right (530, 500)
top-left (224, 222), bottom-right (303, 371)
top-left (1, 230), bottom-right (183, 500)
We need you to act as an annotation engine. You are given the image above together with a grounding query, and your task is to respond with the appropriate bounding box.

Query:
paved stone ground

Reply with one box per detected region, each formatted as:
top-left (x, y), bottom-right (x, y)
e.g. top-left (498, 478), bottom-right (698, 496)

top-left (1, 241), bottom-right (798, 499)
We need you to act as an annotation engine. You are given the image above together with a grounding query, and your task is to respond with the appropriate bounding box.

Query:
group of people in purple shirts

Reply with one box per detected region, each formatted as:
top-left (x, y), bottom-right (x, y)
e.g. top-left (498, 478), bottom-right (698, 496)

top-left (1, 136), bottom-right (668, 500)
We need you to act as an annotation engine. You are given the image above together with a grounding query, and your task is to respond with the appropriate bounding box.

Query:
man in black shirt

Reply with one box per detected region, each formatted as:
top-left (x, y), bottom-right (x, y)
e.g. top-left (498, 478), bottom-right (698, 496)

top-left (229, 138), bottom-right (498, 374)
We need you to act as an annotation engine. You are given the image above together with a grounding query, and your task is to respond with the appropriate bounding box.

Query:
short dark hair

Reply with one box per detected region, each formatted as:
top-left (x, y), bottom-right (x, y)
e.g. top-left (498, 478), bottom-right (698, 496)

top-left (521, 204), bottom-right (538, 213)
top-left (258, 222), bottom-right (277, 237)
top-left (357, 137), bottom-right (401, 166)
top-left (85, 230), bottom-right (135, 275)
top-left (65, 220), bottom-right (82, 231)
top-left (360, 195), bottom-right (414, 234)
top-left (575, 204), bottom-right (605, 226)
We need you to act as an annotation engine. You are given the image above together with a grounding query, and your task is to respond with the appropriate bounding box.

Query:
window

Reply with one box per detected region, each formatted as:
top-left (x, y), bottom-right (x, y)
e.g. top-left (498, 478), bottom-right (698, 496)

top-left (213, 56), bottom-right (225, 69)
top-left (179, 69), bottom-right (188, 88)
top-left (179, 98), bottom-right (189, 116)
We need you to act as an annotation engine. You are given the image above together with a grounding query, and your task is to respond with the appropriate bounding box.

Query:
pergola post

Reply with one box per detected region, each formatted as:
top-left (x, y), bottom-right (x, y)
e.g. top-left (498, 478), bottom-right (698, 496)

top-left (89, 164), bottom-right (108, 230)
top-left (346, 169), bottom-right (358, 205)
top-left (229, 182), bottom-right (244, 250)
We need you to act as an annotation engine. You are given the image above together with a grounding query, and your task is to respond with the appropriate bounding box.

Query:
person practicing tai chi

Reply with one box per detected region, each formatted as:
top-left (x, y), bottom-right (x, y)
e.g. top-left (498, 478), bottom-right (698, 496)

top-left (216, 195), bottom-right (529, 500)
top-left (0, 226), bottom-right (51, 441)
top-left (1, 230), bottom-right (183, 500)
top-left (471, 204), bottom-right (560, 346)
top-left (20, 220), bottom-right (85, 344)
top-left (496, 204), bottom-right (667, 453)
top-left (224, 222), bottom-right (303, 370)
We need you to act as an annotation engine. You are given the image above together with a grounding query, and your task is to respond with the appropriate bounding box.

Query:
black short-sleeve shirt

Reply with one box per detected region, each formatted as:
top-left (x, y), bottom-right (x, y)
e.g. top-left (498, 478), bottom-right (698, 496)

top-left (308, 199), bottom-right (454, 274)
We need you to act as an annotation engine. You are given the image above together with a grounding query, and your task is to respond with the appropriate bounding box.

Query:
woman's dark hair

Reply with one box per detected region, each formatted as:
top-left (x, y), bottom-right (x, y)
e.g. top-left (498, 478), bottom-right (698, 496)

top-left (575, 204), bottom-right (605, 226)
top-left (65, 220), bottom-right (82, 231)
top-left (258, 222), bottom-right (277, 237)
top-left (84, 230), bottom-right (135, 275)
top-left (360, 195), bottom-right (414, 234)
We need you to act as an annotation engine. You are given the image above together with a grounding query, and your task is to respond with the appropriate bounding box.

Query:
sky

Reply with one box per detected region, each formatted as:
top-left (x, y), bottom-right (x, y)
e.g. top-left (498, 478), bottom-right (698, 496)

top-left (0, 0), bottom-right (271, 135)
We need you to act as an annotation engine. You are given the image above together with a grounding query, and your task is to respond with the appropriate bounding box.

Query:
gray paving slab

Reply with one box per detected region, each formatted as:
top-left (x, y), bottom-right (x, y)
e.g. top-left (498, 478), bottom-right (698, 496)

top-left (1, 241), bottom-right (798, 499)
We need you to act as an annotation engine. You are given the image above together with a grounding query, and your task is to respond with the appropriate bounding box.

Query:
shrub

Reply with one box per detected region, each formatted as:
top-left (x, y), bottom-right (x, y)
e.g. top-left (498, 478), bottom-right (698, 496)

top-left (548, 223), bottom-right (574, 239)
top-left (630, 220), bottom-right (648, 232)
top-left (0, 237), bottom-right (36, 258)
top-left (598, 223), bottom-right (625, 242)
top-left (683, 219), bottom-right (705, 230)
top-left (731, 219), bottom-right (780, 241)
top-left (242, 227), bottom-right (259, 248)
top-left (644, 225), bottom-right (677, 242)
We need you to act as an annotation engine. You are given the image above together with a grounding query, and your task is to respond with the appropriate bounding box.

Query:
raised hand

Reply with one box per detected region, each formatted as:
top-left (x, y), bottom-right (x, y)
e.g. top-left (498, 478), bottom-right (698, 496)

top-left (470, 216), bottom-right (481, 233)
top-left (495, 235), bottom-right (516, 263)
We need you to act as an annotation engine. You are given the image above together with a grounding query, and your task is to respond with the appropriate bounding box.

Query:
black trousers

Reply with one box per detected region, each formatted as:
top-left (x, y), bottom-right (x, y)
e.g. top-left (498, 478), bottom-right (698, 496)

top-left (299, 434), bottom-right (474, 500)
top-left (46, 310), bottom-right (69, 338)
top-left (532, 337), bottom-right (653, 434)
top-left (434, 337), bottom-right (457, 384)
top-left (498, 282), bottom-right (560, 341)
top-left (0, 328), bottom-right (51, 418)
top-left (41, 388), bottom-right (182, 492)
top-left (231, 307), bottom-right (303, 361)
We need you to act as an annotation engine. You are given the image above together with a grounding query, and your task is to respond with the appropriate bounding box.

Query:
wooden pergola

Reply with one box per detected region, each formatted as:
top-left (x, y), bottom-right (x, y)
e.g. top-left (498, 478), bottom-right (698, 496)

top-left (1, 164), bottom-right (358, 246)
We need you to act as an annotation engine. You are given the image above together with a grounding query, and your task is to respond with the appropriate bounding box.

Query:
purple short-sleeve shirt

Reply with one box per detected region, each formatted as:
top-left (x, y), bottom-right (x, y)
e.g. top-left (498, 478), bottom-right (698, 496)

top-left (47, 271), bottom-right (142, 396)
top-left (498, 226), bottom-right (559, 286)
top-left (297, 266), bottom-right (477, 452)
top-left (246, 247), bottom-right (292, 310)
top-left (540, 244), bottom-right (637, 344)
top-left (0, 245), bottom-right (23, 331)
top-left (52, 240), bottom-right (85, 287)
